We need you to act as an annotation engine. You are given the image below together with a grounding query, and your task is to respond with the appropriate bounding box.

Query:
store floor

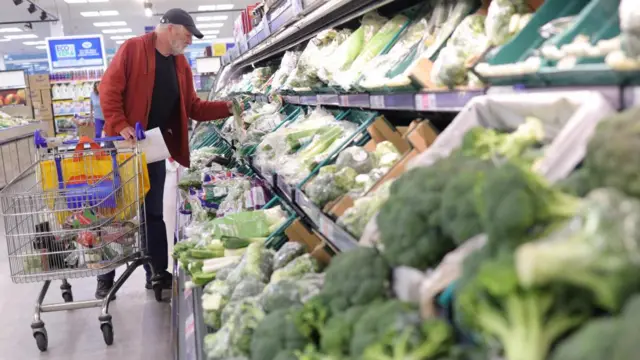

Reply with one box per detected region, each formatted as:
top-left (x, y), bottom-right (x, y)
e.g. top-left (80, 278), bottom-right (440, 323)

top-left (0, 163), bottom-right (179, 360)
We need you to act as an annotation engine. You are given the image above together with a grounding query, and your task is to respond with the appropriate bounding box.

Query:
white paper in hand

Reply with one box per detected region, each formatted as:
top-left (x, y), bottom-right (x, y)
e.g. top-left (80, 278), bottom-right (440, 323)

top-left (116, 128), bottom-right (170, 164)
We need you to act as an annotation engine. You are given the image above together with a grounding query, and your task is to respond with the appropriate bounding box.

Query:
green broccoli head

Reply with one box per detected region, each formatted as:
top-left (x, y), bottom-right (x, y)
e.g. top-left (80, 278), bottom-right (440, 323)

top-left (549, 317), bottom-right (620, 360)
top-left (334, 167), bottom-right (358, 191)
top-left (250, 307), bottom-right (309, 360)
top-left (320, 247), bottom-right (391, 313)
top-left (476, 161), bottom-right (580, 249)
top-left (361, 318), bottom-right (454, 360)
top-left (349, 300), bottom-right (422, 357)
top-left (320, 306), bottom-right (368, 356)
top-left (455, 253), bottom-right (592, 360)
top-left (441, 157), bottom-right (495, 245)
top-left (584, 107), bottom-right (640, 198)
top-left (378, 158), bottom-right (464, 269)
top-left (515, 188), bottom-right (640, 311)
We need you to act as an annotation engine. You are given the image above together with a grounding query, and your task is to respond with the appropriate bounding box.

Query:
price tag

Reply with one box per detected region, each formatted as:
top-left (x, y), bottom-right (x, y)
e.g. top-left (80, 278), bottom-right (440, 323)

top-left (339, 95), bottom-right (350, 107)
top-left (184, 314), bottom-right (195, 337)
top-left (183, 287), bottom-right (192, 300)
top-left (370, 95), bottom-right (385, 109)
top-left (415, 93), bottom-right (437, 110)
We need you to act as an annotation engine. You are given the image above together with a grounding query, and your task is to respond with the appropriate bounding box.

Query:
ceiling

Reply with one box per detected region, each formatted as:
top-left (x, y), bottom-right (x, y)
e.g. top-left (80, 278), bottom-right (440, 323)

top-left (0, 0), bottom-right (252, 56)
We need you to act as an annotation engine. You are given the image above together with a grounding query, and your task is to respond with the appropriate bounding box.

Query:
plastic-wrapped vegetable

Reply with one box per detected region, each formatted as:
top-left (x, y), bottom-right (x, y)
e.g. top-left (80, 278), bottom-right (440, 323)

top-left (271, 254), bottom-right (320, 283)
top-left (485, 0), bottom-right (528, 46)
top-left (334, 167), bottom-right (358, 190)
top-left (318, 12), bottom-right (387, 84)
top-left (305, 172), bottom-right (345, 207)
top-left (270, 51), bottom-right (301, 93)
top-left (202, 280), bottom-right (233, 329)
top-left (338, 180), bottom-right (393, 238)
top-left (620, 0), bottom-right (640, 57)
top-left (226, 243), bottom-right (275, 287)
top-left (273, 242), bottom-right (307, 270)
top-left (336, 146), bottom-right (376, 174)
top-left (204, 297), bottom-right (265, 359)
top-left (259, 272), bottom-right (325, 313)
top-left (230, 277), bottom-right (267, 302)
top-left (431, 14), bottom-right (489, 88)
top-left (336, 14), bottom-right (410, 90)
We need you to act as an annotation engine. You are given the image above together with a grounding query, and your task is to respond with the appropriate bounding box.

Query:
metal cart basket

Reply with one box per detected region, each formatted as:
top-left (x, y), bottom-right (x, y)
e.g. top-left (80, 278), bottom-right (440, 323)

top-left (0, 124), bottom-right (161, 352)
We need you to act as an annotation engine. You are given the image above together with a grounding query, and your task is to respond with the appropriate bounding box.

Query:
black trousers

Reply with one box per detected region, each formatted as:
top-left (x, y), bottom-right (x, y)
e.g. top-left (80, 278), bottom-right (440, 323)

top-left (98, 160), bottom-right (170, 282)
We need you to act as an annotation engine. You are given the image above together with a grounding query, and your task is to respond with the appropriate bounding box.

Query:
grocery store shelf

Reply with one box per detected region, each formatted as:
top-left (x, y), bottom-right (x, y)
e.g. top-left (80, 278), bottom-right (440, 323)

top-left (281, 90), bottom-right (486, 111)
top-left (229, 0), bottom-right (399, 68)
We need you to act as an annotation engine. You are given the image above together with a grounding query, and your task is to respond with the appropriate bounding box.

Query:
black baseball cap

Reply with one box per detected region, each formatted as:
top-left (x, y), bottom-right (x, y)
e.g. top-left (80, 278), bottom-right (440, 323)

top-left (160, 8), bottom-right (204, 39)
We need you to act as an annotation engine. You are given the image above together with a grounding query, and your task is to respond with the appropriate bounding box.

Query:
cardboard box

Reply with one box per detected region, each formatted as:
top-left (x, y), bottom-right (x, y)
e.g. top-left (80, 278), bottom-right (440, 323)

top-left (78, 123), bottom-right (96, 138)
top-left (29, 89), bottom-right (42, 104)
top-left (365, 116), bottom-right (411, 154)
top-left (284, 219), bottom-right (323, 251)
top-left (28, 74), bottom-right (50, 90)
top-left (40, 90), bottom-right (52, 105)
top-left (34, 104), bottom-right (53, 120)
top-left (406, 120), bottom-right (438, 152)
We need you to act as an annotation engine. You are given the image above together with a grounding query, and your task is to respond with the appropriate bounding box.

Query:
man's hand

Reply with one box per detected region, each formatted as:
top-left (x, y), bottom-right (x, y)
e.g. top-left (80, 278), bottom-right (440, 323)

top-left (120, 126), bottom-right (136, 144)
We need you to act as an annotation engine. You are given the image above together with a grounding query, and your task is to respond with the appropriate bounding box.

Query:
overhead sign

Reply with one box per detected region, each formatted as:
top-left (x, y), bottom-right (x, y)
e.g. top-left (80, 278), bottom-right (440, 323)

top-left (45, 35), bottom-right (107, 72)
top-left (212, 43), bottom-right (227, 56)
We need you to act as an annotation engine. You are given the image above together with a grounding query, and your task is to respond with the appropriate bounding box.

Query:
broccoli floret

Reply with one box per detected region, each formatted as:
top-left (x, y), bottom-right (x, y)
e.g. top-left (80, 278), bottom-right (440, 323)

top-left (455, 253), bottom-right (591, 360)
top-left (271, 254), bottom-right (319, 283)
top-left (583, 106), bottom-right (640, 198)
top-left (320, 306), bottom-right (368, 356)
top-left (515, 188), bottom-right (640, 311)
top-left (319, 247), bottom-right (390, 314)
top-left (612, 295), bottom-right (640, 360)
top-left (441, 157), bottom-right (494, 245)
top-left (549, 317), bottom-right (620, 360)
top-left (476, 161), bottom-right (580, 249)
top-left (361, 318), bottom-right (453, 360)
top-left (556, 167), bottom-right (592, 197)
top-left (461, 118), bottom-right (544, 162)
top-left (378, 157), bottom-right (463, 269)
top-left (250, 307), bottom-right (310, 360)
top-left (349, 301), bottom-right (423, 357)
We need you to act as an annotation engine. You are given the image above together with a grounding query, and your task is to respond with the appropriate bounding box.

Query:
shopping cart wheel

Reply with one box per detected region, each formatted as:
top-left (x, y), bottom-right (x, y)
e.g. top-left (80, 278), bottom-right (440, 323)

top-left (34, 331), bottom-right (48, 352)
top-left (101, 323), bottom-right (114, 346)
top-left (62, 291), bottom-right (73, 303)
top-left (152, 283), bottom-right (163, 302)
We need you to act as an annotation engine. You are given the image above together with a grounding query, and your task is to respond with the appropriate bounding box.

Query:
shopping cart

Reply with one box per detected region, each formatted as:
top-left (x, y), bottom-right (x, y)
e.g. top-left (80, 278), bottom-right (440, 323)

top-left (0, 123), bottom-right (161, 352)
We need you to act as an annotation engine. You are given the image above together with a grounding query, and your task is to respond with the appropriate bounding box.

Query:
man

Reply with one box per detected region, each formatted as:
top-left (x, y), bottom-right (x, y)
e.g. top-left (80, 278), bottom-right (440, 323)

top-left (97, 8), bottom-right (232, 299)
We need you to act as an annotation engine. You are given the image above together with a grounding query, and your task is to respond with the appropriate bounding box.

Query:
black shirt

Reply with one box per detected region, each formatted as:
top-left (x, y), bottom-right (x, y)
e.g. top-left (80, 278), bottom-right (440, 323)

top-left (147, 50), bottom-right (179, 130)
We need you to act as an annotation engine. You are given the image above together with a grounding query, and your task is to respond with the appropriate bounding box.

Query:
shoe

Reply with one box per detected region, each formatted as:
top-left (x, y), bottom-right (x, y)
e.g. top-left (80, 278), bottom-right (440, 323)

top-left (95, 280), bottom-right (117, 300)
top-left (147, 271), bottom-right (173, 290)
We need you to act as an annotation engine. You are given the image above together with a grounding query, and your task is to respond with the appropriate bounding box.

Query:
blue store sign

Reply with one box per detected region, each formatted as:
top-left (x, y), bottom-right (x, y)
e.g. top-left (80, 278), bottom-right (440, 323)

top-left (46, 35), bottom-right (107, 71)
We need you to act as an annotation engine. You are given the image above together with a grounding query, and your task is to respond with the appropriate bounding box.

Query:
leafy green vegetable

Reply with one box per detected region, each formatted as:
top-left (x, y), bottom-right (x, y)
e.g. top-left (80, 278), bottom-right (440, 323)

top-left (549, 317), bottom-right (620, 360)
top-left (476, 161), bottom-right (580, 249)
top-left (455, 253), bottom-right (592, 360)
top-left (378, 157), bottom-right (463, 269)
top-left (319, 306), bottom-right (368, 356)
top-left (583, 107), bottom-right (640, 198)
top-left (515, 188), bottom-right (640, 311)
top-left (250, 307), bottom-right (310, 360)
top-left (361, 318), bottom-right (453, 360)
top-left (271, 254), bottom-right (319, 283)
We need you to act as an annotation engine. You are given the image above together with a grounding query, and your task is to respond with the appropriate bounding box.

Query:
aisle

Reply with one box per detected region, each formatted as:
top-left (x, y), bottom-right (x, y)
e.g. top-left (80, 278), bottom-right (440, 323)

top-left (0, 163), bottom-right (178, 359)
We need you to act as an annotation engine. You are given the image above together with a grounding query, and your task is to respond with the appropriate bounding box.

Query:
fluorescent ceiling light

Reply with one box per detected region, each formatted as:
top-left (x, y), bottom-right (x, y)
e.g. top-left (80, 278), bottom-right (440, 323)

top-left (203, 35), bottom-right (218, 39)
top-left (201, 30), bottom-right (220, 35)
top-left (198, 4), bottom-right (234, 11)
top-left (65, 0), bottom-right (108, 2)
top-left (110, 35), bottom-right (134, 40)
top-left (197, 23), bottom-right (224, 29)
top-left (196, 15), bottom-right (228, 22)
top-left (0, 39), bottom-right (11, 42)
top-left (23, 40), bottom-right (46, 45)
top-left (116, 40), bottom-right (125, 44)
top-left (81, 10), bottom-right (119, 17)
top-left (102, 28), bottom-right (132, 34)
top-left (35, 45), bottom-right (47, 50)
top-left (5, 34), bottom-right (38, 39)
top-left (94, 21), bottom-right (126, 27)
top-left (0, 27), bottom-right (23, 33)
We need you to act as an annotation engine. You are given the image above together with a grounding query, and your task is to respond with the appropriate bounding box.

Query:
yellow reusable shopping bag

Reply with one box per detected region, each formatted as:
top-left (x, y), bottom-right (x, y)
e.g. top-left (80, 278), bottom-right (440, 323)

top-left (40, 137), bottom-right (150, 225)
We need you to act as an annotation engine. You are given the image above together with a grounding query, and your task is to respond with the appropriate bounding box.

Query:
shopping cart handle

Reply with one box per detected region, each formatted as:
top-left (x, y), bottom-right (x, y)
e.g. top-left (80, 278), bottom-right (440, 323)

top-left (34, 122), bottom-right (146, 149)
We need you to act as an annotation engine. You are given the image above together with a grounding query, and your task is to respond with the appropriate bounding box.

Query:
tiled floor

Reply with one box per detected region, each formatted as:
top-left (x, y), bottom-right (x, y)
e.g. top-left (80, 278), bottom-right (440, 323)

top-left (0, 163), bottom-right (179, 360)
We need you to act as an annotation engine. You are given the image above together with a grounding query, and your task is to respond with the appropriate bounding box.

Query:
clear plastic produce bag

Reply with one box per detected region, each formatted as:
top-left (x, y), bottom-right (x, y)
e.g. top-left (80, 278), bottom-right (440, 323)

top-left (620, 0), bottom-right (640, 57)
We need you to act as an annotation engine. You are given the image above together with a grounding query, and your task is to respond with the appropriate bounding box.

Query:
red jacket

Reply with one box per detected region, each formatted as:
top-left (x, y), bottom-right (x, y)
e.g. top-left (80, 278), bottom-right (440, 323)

top-left (99, 32), bottom-right (231, 167)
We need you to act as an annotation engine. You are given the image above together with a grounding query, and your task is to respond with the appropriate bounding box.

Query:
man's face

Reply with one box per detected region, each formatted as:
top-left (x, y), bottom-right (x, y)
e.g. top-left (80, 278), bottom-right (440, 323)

top-left (168, 25), bottom-right (193, 55)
